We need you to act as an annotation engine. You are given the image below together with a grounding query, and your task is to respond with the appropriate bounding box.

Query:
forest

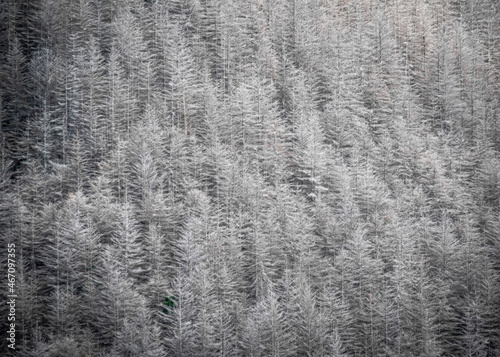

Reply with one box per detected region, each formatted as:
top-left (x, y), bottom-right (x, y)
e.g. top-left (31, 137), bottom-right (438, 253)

top-left (1, 0), bottom-right (500, 356)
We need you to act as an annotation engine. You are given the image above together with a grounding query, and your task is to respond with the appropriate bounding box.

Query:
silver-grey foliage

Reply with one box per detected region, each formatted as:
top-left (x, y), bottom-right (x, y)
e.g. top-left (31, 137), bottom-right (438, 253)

top-left (1, 0), bottom-right (500, 356)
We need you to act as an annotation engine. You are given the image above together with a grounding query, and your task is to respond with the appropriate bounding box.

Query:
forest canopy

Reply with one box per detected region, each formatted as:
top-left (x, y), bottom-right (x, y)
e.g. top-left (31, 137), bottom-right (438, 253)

top-left (1, 0), bottom-right (500, 356)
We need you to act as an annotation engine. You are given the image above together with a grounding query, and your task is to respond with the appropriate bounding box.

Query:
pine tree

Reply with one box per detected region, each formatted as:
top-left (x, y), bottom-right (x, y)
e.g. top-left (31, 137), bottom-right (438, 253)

top-left (1, 36), bottom-right (30, 164)
top-left (162, 223), bottom-right (203, 356)
top-left (110, 203), bottom-right (148, 283)
top-left (89, 247), bottom-right (147, 349)
top-left (113, 304), bottom-right (165, 357)
top-left (28, 48), bottom-right (64, 168)
top-left (292, 271), bottom-right (329, 357)
top-left (162, 23), bottom-right (204, 136)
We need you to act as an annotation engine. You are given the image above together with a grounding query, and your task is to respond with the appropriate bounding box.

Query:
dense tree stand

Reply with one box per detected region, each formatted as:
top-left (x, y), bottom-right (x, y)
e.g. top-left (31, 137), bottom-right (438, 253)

top-left (1, 0), bottom-right (500, 356)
